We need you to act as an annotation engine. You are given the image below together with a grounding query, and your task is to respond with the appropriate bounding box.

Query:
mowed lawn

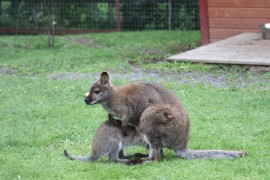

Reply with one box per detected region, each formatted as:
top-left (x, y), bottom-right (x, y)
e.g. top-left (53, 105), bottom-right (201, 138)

top-left (0, 31), bottom-right (270, 179)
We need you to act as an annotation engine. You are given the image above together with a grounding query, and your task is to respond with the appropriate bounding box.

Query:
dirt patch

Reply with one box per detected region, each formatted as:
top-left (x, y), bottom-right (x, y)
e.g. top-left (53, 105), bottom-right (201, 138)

top-left (247, 65), bottom-right (270, 72)
top-left (168, 43), bottom-right (200, 54)
top-left (0, 66), bottom-right (18, 75)
top-left (48, 72), bottom-right (94, 81)
top-left (127, 44), bottom-right (200, 64)
top-left (47, 66), bottom-right (270, 89)
top-left (65, 36), bottom-right (95, 47)
top-left (1, 65), bottom-right (268, 89)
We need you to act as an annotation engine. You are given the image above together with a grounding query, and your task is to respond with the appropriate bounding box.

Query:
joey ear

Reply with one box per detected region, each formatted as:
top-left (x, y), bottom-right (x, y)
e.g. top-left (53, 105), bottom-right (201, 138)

top-left (100, 72), bottom-right (109, 85)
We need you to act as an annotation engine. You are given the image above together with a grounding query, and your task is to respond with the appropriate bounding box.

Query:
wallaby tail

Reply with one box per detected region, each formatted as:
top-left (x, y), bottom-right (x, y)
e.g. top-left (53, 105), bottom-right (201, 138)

top-left (64, 150), bottom-right (97, 162)
top-left (176, 149), bottom-right (248, 159)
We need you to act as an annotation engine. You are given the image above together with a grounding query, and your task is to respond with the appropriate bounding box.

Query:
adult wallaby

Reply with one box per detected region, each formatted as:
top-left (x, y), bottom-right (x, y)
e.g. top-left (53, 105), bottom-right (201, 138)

top-left (84, 72), bottom-right (247, 161)
top-left (138, 104), bottom-right (247, 160)
top-left (64, 115), bottom-right (147, 164)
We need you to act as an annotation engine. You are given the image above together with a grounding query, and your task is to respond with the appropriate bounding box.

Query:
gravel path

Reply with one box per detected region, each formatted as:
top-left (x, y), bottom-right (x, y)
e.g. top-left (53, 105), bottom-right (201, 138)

top-left (47, 66), bottom-right (270, 89)
top-left (1, 65), bottom-right (269, 89)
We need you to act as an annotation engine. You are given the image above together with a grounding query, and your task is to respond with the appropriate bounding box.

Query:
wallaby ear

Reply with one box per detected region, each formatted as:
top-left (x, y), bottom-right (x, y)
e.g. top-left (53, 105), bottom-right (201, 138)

top-left (100, 72), bottom-right (109, 85)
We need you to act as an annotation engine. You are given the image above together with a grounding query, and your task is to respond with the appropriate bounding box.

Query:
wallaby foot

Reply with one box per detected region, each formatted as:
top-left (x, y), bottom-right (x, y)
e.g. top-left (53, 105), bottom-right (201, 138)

top-left (118, 150), bottom-right (148, 159)
top-left (109, 155), bottom-right (143, 165)
top-left (125, 153), bottom-right (149, 159)
top-left (110, 158), bottom-right (146, 165)
top-left (125, 158), bottom-right (145, 165)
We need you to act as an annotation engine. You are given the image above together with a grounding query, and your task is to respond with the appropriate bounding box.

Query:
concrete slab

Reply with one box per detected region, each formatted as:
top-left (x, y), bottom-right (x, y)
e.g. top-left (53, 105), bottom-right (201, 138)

top-left (168, 33), bottom-right (270, 65)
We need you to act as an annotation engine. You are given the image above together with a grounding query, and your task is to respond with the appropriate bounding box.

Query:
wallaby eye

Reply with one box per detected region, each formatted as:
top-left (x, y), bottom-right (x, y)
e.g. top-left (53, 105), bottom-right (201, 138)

top-left (94, 90), bottom-right (101, 94)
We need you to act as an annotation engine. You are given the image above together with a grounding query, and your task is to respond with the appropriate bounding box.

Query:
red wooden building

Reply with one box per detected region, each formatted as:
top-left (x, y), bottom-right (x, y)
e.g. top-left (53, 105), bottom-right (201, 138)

top-left (199, 0), bottom-right (270, 45)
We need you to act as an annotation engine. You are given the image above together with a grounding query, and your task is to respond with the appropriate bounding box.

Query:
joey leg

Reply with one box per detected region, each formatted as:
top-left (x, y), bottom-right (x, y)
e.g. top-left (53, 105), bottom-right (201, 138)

top-left (118, 150), bottom-right (125, 159)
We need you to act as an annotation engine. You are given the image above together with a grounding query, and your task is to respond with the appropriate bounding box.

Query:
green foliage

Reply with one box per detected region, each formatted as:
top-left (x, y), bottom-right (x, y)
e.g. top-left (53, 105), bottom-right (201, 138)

top-left (177, 5), bottom-right (199, 30)
top-left (0, 0), bottom-right (199, 30)
top-left (0, 1), bottom-right (14, 26)
top-left (121, 0), bottom-right (199, 30)
top-left (0, 31), bottom-right (270, 179)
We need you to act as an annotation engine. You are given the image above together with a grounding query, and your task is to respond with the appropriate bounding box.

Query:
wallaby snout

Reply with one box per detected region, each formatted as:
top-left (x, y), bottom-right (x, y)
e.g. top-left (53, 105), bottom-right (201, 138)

top-left (84, 97), bottom-right (90, 105)
top-left (84, 91), bottom-right (103, 105)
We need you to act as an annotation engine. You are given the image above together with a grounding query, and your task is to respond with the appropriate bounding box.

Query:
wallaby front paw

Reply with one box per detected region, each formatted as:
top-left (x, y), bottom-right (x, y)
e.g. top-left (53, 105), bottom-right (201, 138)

top-left (121, 125), bottom-right (128, 136)
top-left (113, 120), bottom-right (122, 127)
top-left (108, 114), bottom-right (122, 127)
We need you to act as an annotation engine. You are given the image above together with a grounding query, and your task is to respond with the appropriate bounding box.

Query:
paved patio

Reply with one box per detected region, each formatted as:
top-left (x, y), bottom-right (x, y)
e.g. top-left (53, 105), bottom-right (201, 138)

top-left (168, 33), bottom-right (270, 66)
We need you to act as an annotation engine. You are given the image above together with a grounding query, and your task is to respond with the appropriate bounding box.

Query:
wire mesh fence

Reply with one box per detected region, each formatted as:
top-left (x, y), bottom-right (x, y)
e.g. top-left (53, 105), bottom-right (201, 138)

top-left (0, 0), bottom-right (199, 35)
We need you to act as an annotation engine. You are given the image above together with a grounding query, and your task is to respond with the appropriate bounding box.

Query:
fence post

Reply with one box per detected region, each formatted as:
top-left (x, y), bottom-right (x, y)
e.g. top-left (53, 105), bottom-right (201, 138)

top-left (116, 0), bottom-right (121, 31)
top-left (168, 0), bottom-right (172, 30)
top-left (199, 0), bottom-right (210, 45)
top-left (0, 0), bottom-right (2, 15)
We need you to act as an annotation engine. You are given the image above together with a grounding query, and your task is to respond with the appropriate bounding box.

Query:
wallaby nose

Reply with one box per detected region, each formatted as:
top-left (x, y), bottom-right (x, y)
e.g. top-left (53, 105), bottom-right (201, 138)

top-left (84, 97), bottom-right (90, 105)
top-left (84, 92), bottom-right (90, 105)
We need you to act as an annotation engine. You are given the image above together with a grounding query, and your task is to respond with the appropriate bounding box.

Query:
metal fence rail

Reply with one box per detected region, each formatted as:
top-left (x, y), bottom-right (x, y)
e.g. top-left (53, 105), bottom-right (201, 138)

top-left (0, 0), bottom-right (199, 35)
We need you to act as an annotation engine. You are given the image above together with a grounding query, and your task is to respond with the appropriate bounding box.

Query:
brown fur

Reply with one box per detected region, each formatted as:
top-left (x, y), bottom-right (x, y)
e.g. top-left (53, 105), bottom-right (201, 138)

top-left (84, 72), bottom-right (247, 161)
top-left (139, 104), bottom-right (247, 160)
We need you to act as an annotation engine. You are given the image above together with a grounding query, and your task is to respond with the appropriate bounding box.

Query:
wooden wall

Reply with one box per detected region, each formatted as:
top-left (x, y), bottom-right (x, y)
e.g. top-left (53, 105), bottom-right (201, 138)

top-left (205, 0), bottom-right (270, 43)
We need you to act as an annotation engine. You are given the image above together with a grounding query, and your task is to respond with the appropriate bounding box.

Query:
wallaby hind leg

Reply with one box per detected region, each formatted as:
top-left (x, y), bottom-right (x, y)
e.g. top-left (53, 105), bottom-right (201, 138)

top-left (144, 144), bottom-right (164, 158)
top-left (147, 145), bottom-right (161, 161)
top-left (140, 135), bottom-right (162, 162)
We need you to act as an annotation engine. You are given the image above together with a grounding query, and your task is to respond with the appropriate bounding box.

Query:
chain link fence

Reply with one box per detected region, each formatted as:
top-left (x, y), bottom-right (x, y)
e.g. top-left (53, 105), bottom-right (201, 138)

top-left (0, 0), bottom-right (199, 35)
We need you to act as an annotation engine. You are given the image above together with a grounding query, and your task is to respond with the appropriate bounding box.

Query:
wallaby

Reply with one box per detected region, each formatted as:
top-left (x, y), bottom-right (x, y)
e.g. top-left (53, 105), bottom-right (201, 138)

top-left (138, 104), bottom-right (247, 160)
top-left (84, 72), bottom-right (247, 161)
top-left (64, 115), bottom-right (147, 164)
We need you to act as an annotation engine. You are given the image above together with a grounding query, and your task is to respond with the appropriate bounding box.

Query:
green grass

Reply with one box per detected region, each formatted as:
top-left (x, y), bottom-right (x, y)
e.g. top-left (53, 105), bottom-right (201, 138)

top-left (1, 31), bottom-right (270, 179)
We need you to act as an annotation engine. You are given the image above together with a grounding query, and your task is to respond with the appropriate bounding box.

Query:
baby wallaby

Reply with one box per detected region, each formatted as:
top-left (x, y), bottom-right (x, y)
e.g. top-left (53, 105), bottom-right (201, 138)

top-left (84, 72), bottom-right (247, 161)
top-left (64, 115), bottom-right (147, 164)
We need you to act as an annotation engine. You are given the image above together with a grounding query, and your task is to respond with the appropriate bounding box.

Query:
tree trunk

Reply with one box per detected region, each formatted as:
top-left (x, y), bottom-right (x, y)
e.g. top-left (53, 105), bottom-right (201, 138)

top-left (30, 1), bottom-right (38, 28)
top-left (44, 0), bottom-right (55, 48)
